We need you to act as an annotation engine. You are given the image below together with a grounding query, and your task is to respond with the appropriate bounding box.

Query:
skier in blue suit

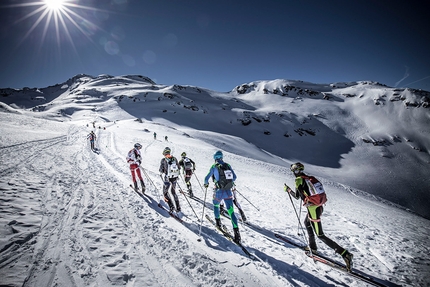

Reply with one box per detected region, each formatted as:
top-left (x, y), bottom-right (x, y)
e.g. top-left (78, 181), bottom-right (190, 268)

top-left (204, 150), bottom-right (241, 244)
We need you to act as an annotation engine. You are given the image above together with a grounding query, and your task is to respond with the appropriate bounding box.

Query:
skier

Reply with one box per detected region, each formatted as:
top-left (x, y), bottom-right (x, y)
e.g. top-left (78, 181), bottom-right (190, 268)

top-left (285, 162), bottom-right (353, 270)
top-left (126, 143), bottom-right (146, 193)
top-left (220, 187), bottom-right (247, 222)
top-left (178, 152), bottom-right (196, 197)
top-left (204, 151), bottom-right (241, 244)
top-left (87, 131), bottom-right (96, 150)
top-left (153, 132), bottom-right (157, 140)
top-left (164, 135), bottom-right (168, 141)
top-left (159, 147), bottom-right (181, 213)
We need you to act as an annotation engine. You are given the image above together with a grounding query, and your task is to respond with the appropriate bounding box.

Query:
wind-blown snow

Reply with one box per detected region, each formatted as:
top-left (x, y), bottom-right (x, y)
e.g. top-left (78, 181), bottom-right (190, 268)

top-left (0, 75), bottom-right (429, 286)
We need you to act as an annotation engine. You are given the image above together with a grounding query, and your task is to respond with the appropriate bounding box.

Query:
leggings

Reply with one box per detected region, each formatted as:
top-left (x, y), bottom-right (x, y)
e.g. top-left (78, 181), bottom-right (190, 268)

top-left (305, 205), bottom-right (345, 255)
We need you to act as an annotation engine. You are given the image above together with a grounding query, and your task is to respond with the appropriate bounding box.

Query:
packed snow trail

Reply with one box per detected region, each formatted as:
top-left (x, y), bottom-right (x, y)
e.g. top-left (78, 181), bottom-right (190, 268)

top-left (0, 119), bottom-right (292, 286)
top-left (1, 112), bottom-right (429, 286)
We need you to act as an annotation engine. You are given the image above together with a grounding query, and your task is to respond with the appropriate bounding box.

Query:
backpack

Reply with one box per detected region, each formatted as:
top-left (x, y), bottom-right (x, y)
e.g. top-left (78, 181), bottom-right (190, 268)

top-left (302, 175), bottom-right (327, 206)
top-left (215, 163), bottom-right (234, 190)
top-left (167, 157), bottom-right (179, 178)
top-left (183, 158), bottom-right (193, 171)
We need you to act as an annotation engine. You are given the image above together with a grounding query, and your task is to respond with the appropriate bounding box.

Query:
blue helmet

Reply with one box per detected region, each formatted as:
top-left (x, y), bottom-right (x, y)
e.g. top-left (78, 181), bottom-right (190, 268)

top-left (213, 150), bottom-right (223, 160)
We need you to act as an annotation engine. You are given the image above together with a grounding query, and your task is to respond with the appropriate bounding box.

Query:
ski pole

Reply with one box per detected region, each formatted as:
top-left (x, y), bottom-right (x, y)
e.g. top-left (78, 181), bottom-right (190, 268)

top-left (140, 166), bottom-right (163, 199)
top-left (285, 184), bottom-right (312, 254)
top-left (193, 172), bottom-right (204, 194)
top-left (197, 186), bottom-right (209, 242)
top-left (140, 166), bottom-right (158, 190)
top-left (177, 182), bottom-right (200, 221)
top-left (297, 199), bottom-right (302, 236)
top-left (234, 187), bottom-right (260, 211)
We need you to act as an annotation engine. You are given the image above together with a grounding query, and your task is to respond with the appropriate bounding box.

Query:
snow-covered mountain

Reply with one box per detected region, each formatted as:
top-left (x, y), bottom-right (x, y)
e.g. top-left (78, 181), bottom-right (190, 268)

top-left (0, 74), bottom-right (429, 287)
top-left (2, 74), bottom-right (429, 218)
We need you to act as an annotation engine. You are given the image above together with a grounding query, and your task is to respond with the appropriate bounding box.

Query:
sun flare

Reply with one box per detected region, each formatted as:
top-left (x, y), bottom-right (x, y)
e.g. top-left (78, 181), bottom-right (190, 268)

top-left (43, 0), bottom-right (66, 11)
top-left (8, 0), bottom-right (110, 53)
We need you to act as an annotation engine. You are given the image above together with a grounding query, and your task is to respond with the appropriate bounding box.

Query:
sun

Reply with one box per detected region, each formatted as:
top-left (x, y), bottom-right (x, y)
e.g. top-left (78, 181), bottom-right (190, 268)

top-left (5, 0), bottom-right (111, 53)
top-left (43, 0), bottom-right (66, 11)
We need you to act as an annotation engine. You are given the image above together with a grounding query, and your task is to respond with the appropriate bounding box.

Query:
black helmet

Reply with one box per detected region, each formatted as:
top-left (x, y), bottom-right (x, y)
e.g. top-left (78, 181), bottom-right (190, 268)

top-left (134, 143), bottom-right (142, 149)
top-left (162, 147), bottom-right (171, 155)
top-left (290, 162), bottom-right (304, 174)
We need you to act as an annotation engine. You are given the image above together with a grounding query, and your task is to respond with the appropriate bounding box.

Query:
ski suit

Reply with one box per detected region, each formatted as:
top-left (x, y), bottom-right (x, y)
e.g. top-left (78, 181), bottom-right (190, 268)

top-left (159, 155), bottom-right (181, 212)
top-left (178, 157), bottom-right (196, 190)
top-left (290, 173), bottom-right (347, 255)
top-left (126, 148), bottom-right (144, 189)
top-left (87, 132), bottom-right (96, 150)
top-left (204, 160), bottom-right (239, 229)
top-left (220, 188), bottom-right (247, 222)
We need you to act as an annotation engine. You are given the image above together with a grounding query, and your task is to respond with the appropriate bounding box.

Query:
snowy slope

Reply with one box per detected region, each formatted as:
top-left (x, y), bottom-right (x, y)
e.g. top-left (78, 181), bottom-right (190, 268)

top-left (0, 75), bottom-right (429, 287)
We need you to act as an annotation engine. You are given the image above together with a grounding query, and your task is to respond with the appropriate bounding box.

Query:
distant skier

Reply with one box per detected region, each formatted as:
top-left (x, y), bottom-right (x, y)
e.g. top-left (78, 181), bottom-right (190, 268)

top-left (285, 162), bottom-right (353, 271)
top-left (87, 131), bottom-right (96, 150)
top-left (159, 147), bottom-right (181, 212)
top-left (178, 152), bottom-right (196, 197)
top-left (204, 151), bottom-right (241, 244)
top-left (126, 143), bottom-right (146, 193)
top-left (164, 135), bottom-right (168, 141)
top-left (153, 132), bottom-right (157, 140)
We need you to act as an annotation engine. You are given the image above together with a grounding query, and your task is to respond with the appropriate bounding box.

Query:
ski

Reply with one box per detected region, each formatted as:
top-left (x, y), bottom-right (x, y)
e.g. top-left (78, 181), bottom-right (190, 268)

top-left (91, 148), bottom-right (100, 154)
top-left (274, 233), bottom-right (388, 287)
top-left (158, 203), bottom-right (184, 223)
top-left (181, 191), bottom-right (251, 225)
top-left (129, 184), bottom-right (147, 197)
top-left (205, 214), bottom-right (256, 260)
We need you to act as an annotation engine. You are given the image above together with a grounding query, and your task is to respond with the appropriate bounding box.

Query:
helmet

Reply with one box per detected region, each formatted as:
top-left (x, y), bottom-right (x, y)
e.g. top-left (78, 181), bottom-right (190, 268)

top-left (162, 147), bottom-right (171, 155)
top-left (290, 162), bottom-right (304, 173)
top-left (181, 152), bottom-right (186, 157)
top-left (134, 143), bottom-right (142, 149)
top-left (213, 150), bottom-right (223, 160)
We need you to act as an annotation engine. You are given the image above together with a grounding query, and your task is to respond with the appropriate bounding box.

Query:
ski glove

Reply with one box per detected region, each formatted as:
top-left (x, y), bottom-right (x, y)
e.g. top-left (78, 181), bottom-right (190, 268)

top-left (204, 183), bottom-right (209, 188)
top-left (284, 184), bottom-right (291, 192)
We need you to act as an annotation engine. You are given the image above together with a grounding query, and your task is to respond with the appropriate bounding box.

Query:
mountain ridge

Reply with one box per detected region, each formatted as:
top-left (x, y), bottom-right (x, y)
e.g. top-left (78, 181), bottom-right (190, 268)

top-left (1, 74), bottom-right (429, 219)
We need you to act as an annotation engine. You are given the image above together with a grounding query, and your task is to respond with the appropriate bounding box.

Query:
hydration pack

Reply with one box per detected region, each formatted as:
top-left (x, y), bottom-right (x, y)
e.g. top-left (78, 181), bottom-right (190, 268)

top-left (215, 163), bottom-right (234, 190)
top-left (183, 158), bottom-right (193, 171)
top-left (302, 175), bottom-right (327, 206)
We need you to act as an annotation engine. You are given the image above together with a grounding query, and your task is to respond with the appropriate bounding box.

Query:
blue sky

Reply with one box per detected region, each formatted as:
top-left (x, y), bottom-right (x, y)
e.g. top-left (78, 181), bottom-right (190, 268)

top-left (1, 0), bottom-right (429, 91)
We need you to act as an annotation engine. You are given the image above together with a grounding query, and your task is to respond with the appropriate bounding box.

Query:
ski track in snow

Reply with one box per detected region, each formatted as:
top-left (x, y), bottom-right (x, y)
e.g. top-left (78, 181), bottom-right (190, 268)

top-left (1, 112), bottom-right (429, 287)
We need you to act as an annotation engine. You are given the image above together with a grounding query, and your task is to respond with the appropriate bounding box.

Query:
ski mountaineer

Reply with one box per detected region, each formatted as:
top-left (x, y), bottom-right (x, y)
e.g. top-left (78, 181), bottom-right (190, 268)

top-left (126, 143), bottom-right (146, 193)
top-left (220, 187), bottom-right (247, 222)
top-left (285, 162), bottom-right (353, 271)
top-left (87, 131), bottom-right (96, 150)
top-left (159, 147), bottom-right (181, 213)
top-left (178, 152), bottom-right (196, 197)
top-left (204, 151), bottom-right (241, 244)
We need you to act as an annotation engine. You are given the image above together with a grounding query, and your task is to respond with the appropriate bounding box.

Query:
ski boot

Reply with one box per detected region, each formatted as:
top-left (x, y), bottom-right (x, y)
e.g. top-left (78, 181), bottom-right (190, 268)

top-left (341, 250), bottom-right (353, 271)
top-left (219, 204), bottom-right (226, 216)
top-left (304, 246), bottom-right (318, 254)
top-left (233, 228), bottom-right (241, 244)
top-left (215, 218), bottom-right (222, 229)
top-left (239, 208), bottom-right (247, 222)
top-left (133, 182), bottom-right (139, 191)
top-left (169, 204), bottom-right (175, 214)
top-left (187, 185), bottom-right (193, 197)
top-left (140, 180), bottom-right (146, 193)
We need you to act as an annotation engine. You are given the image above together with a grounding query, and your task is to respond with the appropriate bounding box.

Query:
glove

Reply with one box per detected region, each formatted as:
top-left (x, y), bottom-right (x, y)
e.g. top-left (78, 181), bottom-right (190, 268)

top-left (204, 183), bottom-right (209, 188)
top-left (284, 184), bottom-right (291, 192)
top-left (137, 159), bottom-right (142, 164)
